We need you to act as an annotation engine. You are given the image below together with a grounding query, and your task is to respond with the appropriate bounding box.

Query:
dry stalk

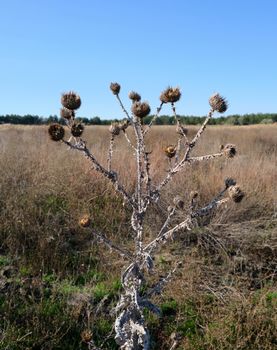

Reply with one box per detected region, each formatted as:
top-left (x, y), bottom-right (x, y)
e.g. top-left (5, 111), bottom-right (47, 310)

top-left (48, 85), bottom-right (244, 350)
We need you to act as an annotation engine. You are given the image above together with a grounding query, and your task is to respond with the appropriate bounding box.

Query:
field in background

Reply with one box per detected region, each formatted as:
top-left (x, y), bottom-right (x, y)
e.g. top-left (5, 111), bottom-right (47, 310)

top-left (0, 124), bottom-right (276, 349)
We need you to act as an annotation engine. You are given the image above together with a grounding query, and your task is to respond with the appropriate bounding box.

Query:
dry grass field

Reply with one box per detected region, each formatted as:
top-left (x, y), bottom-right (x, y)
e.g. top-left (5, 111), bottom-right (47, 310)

top-left (0, 124), bottom-right (276, 349)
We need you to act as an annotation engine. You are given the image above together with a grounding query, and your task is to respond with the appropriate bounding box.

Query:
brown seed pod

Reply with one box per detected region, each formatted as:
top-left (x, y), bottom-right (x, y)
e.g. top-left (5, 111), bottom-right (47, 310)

top-left (71, 123), bottom-right (84, 137)
top-left (173, 196), bottom-right (185, 209)
top-left (132, 101), bottom-right (151, 119)
top-left (79, 215), bottom-right (91, 228)
top-left (164, 145), bottom-right (176, 158)
top-left (224, 177), bottom-right (236, 188)
top-left (228, 185), bottom-right (244, 203)
top-left (209, 93), bottom-right (228, 113)
top-left (128, 91), bottom-right (141, 102)
top-left (81, 329), bottom-right (93, 343)
top-left (109, 122), bottom-right (121, 136)
top-left (160, 87), bottom-right (181, 103)
top-left (61, 91), bottom-right (81, 110)
top-left (48, 123), bottom-right (65, 141)
top-left (223, 144), bottom-right (236, 158)
top-left (60, 107), bottom-right (73, 120)
top-left (110, 82), bottom-right (121, 95)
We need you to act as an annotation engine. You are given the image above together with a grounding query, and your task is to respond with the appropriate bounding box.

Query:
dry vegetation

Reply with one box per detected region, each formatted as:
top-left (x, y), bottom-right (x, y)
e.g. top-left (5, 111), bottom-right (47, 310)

top-left (0, 124), bottom-right (276, 349)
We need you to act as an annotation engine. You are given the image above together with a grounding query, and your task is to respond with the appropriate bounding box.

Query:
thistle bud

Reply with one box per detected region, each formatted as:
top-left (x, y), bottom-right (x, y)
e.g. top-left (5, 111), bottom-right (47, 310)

top-left (60, 107), bottom-right (73, 120)
top-left (173, 196), bottom-right (185, 209)
top-left (48, 123), bottom-right (65, 141)
top-left (223, 144), bottom-right (236, 158)
top-left (61, 91), bottom-right (81, 110)
top-left (224, 178), bottom-right (236, 188)
top-left (71, 123), bottom-right (84, 137)
top-left (81, 329), bottom-right (93, 343)
top-left (79, 215), bottom-right (91, 228)
top-left (131, 101), bottom-right (151, 119)
top-left (110, 82), bottom-right (121, 95)
top-left (128, 91), bottom-right (141, 102)
top-left (164, 145), bottom-right (176, 158)
top-left (109, 122), bottom-right (121, 136)
top-left (160, 87), bottom-right (181, 103)
top-left (228, 185), bottom-right (245, 203)
top-left (209, 93), bottom-right (228, 113)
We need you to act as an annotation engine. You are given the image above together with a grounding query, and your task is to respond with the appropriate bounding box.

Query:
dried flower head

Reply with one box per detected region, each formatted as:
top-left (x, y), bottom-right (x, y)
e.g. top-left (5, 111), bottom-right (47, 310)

top-left (110, 82), bottom-right (121, 95)
top-left (164, 145), bottom-right (176, 158)
top-left (109, 122), bottom-right (121, 136)
top-left (228, 185), bottom-right (245, 203)
top-left (128, 91), bottom-right (141, 102)
top-left (173, 196), bottom-right (185, 209)
top-left (131, 101), bottom-right (151, 119)
top-left (225, 178), bottom-right (236, 188)
top-left (160, 87), bottom-right (181, 103)
top-left (81, 329), bottom-right (93, 343)
top-left (60, 107), bottom-right (73, 120)
top-left (48, 123), bottom-right (65, 141)
top-left (223, 144), bottom-right (236, 158)
top-left (79, 215), bottom-right (91, 228)
top-left (209, 93), bottom-right (228, 113)
top-left (71, 123), bottom-right (84, 137)
top-left (61, 91), bottom-right (81, 110)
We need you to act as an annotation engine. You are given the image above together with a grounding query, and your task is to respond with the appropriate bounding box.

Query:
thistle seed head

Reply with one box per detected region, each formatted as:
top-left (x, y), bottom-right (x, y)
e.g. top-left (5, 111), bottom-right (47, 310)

top-left (173, 196), bottom-right (185, 209)
top-left (160, 87), bottom-right (181, 103)
top-left (60, 107), bottom-right (73, 120)
top-left (79, 215), bottom-right (91, 228)
top-left (223, 144), bottom-right (237, 158)
top-left (48, 123), bottom-right (65, 141)
top-left (71, 123), bottom-right (84, 137)
top-left (131, 101), bottom-right (151, 119)
top-left (109, 122), bottom-right (121, 136)
top-left (110, 82), bottom-right (121, 95)
top-left (81, 329), bottom-right (93, 343)
top-left (128, 91), bottom-right (141, 102)
top-left (224, 177), bottom-right (236, 188)
top-left (164, 145), bottom-right (176, 158)
top-left (61, 91), bottom-right (81, 110)
top-left (209, 93), bottom-right (228, 113)
top-left (228, 185), bottom-right (245, 203)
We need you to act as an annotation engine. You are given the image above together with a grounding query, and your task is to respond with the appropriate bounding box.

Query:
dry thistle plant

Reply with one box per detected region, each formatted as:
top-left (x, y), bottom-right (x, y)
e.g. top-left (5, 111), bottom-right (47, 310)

top-left (48, 85), bottom-right (244, 350)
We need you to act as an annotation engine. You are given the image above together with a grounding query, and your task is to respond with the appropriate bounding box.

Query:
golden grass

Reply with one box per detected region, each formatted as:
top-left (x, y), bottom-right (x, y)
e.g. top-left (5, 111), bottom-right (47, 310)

top-left (0, 124), bottom-right (276, 349)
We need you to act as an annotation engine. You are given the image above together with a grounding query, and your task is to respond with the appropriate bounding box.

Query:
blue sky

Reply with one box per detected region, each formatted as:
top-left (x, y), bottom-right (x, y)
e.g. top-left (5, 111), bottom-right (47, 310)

top-left (0, 0), bottom-right (276, 119)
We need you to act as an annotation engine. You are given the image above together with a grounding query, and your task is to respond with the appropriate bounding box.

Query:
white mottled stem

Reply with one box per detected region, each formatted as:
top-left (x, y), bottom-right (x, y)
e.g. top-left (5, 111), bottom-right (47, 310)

top-left (186, 152), bottom-right (224, 163)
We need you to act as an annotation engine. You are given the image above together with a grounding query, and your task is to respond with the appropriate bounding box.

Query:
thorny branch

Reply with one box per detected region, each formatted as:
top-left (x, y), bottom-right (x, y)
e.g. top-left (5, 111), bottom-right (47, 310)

top-left (49, 88), bottom-right (242, 350)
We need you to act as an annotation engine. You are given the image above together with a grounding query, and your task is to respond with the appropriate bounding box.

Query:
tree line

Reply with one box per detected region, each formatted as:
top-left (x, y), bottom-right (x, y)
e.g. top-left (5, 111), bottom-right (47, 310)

top-left (0, 113), bottom-right (276, 125)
